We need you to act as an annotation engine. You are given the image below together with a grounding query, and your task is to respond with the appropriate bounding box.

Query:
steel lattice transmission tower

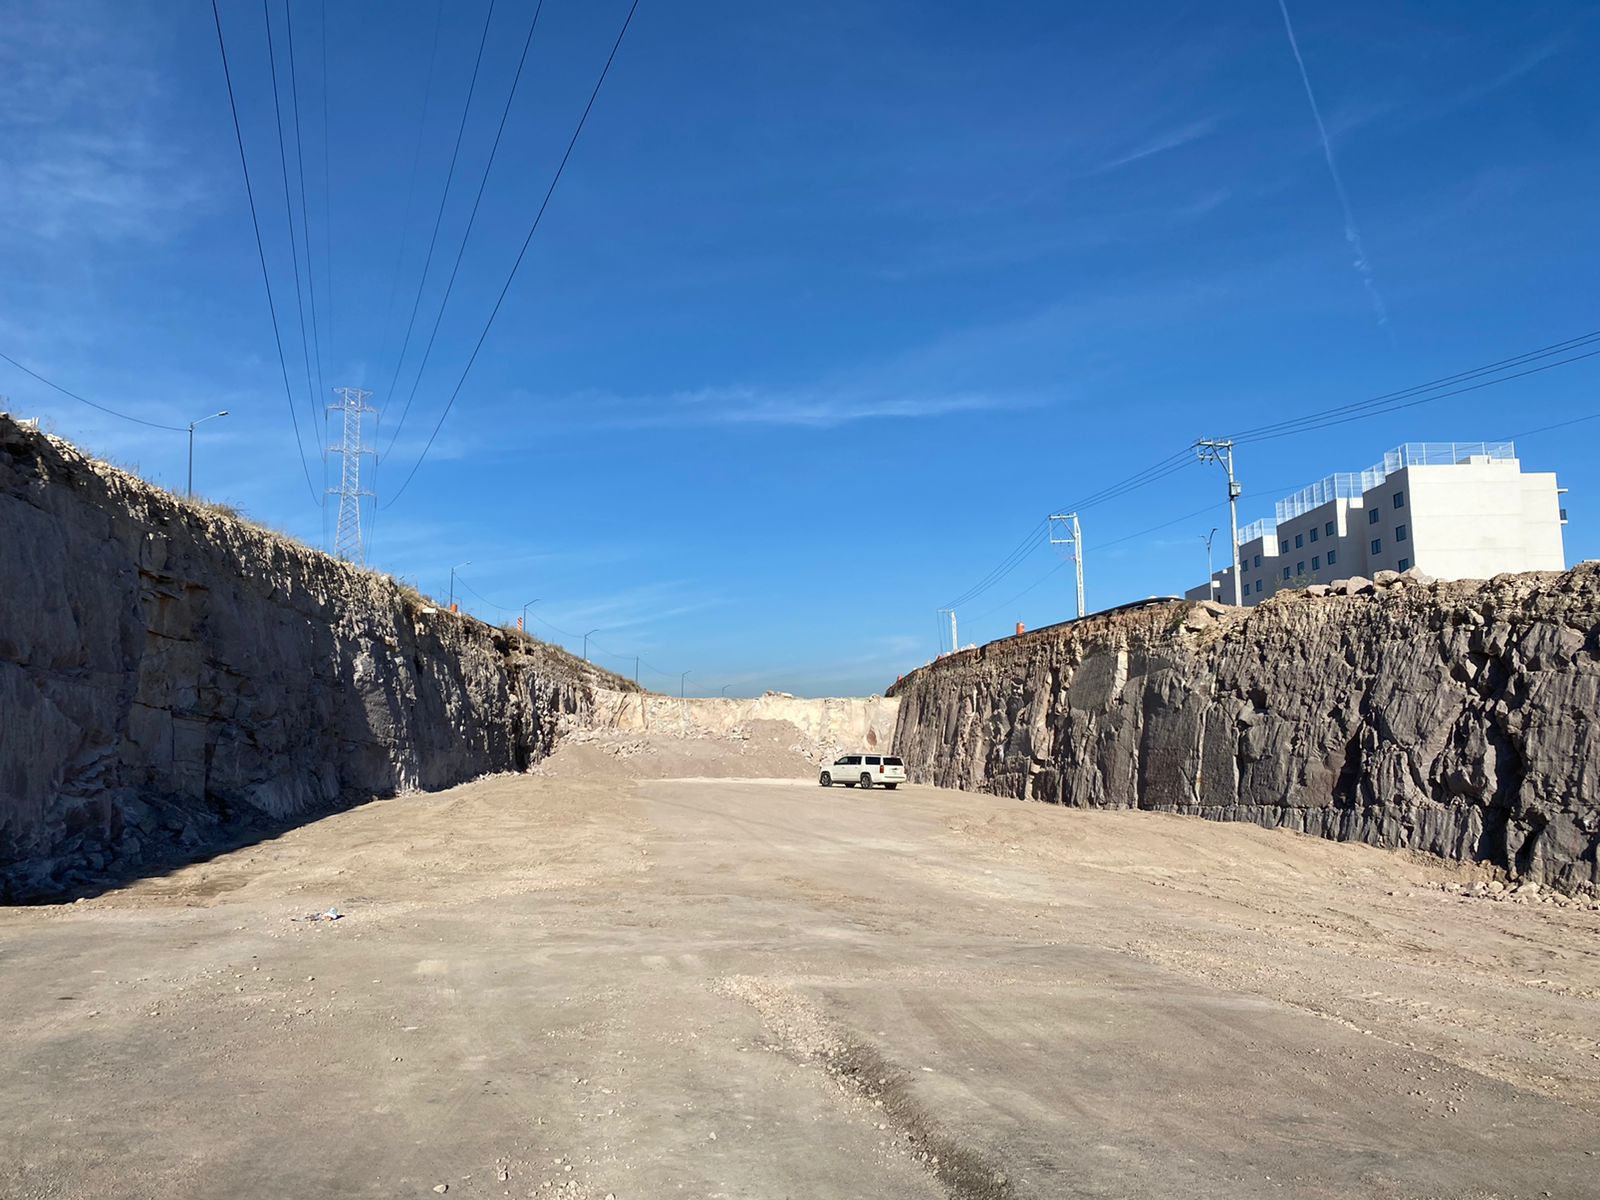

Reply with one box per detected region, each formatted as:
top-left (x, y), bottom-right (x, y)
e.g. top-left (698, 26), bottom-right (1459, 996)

top-left (1048, 512), bottom-right (1085, 619)
top-left (326, 387), bottom-right (376, 564)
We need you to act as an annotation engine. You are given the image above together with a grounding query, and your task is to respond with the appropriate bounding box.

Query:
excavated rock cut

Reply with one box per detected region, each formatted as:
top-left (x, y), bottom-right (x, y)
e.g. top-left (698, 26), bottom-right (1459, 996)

top-left (0, 413), bottom-right (626, 898)
top-left (890, 569), bottom-right (1600, 888)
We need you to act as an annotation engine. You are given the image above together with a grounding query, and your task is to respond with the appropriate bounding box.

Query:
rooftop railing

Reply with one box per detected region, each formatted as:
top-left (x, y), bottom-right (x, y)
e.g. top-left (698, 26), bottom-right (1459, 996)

top-left (1273, 442), bottom-right (1516, 522)
top-left (1382, 441), bottom-right (1515, 470)
top-left (1237, 518), bottom-right (1276, 545)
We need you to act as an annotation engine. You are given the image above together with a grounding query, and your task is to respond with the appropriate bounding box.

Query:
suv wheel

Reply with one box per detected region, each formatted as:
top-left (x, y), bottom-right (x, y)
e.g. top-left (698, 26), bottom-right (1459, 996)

top-left (819, 772), bottom-right (832, 787)
top-left (859, 773), bottom-right (874, 789)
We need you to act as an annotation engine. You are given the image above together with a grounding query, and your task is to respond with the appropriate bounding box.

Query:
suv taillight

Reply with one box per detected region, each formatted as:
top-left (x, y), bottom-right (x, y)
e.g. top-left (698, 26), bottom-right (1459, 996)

top-left (879, 764), bottom-right (884, 773)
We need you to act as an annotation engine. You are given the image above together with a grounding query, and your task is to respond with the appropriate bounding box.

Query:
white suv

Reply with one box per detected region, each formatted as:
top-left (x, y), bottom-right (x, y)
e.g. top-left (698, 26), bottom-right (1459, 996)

top-left (819, 754), bottom-right (906, 790)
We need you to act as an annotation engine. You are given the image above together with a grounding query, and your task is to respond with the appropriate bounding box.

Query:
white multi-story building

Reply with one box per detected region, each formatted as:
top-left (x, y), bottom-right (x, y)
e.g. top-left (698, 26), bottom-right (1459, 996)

top-left (1187, 443), bottom-right (1568, 606)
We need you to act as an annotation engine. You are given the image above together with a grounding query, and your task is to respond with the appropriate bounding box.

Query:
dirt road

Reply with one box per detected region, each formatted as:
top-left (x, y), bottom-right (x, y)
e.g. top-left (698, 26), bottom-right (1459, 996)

top-left (3, 768), bottom-right (1597, 1199)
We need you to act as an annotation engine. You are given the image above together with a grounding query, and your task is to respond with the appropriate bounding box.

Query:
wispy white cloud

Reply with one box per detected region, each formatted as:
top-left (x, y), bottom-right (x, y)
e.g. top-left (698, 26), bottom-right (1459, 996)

top-left (1078, 117), bottom-right (1220, 178)
top-left (0, 1), bottom-right (209, 247)
top-left (497, 381), bottom-right (1035, 432)
top-left (654, 384), bottom-right (1026, 428)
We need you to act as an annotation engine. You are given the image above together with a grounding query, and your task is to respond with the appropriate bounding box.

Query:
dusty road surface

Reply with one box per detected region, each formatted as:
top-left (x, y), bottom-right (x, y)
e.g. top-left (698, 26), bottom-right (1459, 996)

top-left (3, 764), bottom-right (1599, 1200)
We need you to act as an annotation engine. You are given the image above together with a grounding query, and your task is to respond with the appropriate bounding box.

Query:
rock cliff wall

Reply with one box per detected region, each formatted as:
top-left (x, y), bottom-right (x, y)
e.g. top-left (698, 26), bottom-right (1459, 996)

top-left (890, 568), bottom-right (1600, 888)
top-left (0, 413), bottom-right (627, 898)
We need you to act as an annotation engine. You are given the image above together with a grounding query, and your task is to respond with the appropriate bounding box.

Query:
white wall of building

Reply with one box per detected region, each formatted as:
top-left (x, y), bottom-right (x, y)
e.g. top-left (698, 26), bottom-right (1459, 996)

top-left (1185, 447), bottom-right (1566, 606)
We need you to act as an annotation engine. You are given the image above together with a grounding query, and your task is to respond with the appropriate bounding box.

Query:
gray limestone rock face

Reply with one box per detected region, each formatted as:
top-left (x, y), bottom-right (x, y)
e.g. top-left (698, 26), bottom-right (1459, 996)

top-left (0, 414), bottom-right (624, 898)
top-left (889, 570), bottom-right (1600, 889)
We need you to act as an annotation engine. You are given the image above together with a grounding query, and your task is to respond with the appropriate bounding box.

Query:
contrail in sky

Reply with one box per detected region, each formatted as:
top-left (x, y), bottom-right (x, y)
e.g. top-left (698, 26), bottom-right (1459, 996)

top-left (1276, 0), bottom-right (1391, 333)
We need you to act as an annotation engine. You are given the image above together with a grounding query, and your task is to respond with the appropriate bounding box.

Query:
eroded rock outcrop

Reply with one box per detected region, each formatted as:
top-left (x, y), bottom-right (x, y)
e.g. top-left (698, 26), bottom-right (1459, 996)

top-left (890, 568), bottom-right (1600, 887)
top-left (0, 413), bottom-right (627, 898)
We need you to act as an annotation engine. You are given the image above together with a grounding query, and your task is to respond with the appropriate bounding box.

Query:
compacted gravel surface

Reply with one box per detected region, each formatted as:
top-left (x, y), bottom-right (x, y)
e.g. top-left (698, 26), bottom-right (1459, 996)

top-left (3, 762), bottom-right (1597, 1199)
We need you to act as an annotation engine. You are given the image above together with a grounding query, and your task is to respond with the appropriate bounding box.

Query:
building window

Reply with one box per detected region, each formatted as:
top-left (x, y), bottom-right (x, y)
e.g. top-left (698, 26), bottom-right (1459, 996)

top-left (1368, 508), bottom-right (1380, 525)
top-left (1296, 561), bottom-right (1305, 576)
top-left (1254, 554), bottom-right (1261, 568)
top-left (1393, 491), bottom-right (1405, 509)
top-left (1395, 524), bottom-right (1407, 542)
top-left (1325, 520), bottom-right (1335, 536)
top-left (1371, 538), bottom-right (1382, 555)
top-left (1327, 548), bottom-right (1337, 565)
top-left (1255, 580), bottom-right (1263, 594)
top-left (1398, 557), bottom-right (1410, 571)
top-left (1280, 540), bottom-right (1289, 555)
top-left (1312, 555), bottom-right (1320, 570)
top-left (1309, 527), bottom-right (1319, 543)
top-left (1283, 566), bottom-right (1291, 581)
top-left (1293, 532), bottom-right (1303, 549)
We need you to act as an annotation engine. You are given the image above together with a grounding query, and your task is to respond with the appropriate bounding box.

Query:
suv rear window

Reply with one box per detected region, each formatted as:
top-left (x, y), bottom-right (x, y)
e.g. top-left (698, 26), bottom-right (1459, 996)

top-left (884, 757), bottom-right (903, 766)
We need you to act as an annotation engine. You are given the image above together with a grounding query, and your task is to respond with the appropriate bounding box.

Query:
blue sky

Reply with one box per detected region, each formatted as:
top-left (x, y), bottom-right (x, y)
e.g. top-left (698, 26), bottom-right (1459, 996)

top-left (3, 0), bottom-right (1597, 695)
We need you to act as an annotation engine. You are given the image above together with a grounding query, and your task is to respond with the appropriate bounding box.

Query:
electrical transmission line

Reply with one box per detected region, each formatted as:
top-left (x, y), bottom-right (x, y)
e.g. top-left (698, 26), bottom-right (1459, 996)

top-left (938, 330), bottom-right (1600, 614)
top-left (0, 351), bottom-right (185, 431)
top-left (1226, 330), bottom-right (1600, 447)
top-left (261, 0), bottom-right (323, 455)
top-left (209, 0), bottom-right (319, 502)
top-left (284, 0), bottom-right (328, 431)
top-left (382, 0), bottom-right (549, 460)
top-left (374, 0), bottom-right (446, 394)
top-left (384, 0), bottom-right (645, 508)
top-left (939, 450), bottom-right (1195, 611)
top-left (377, 0), bottom-right (499, 433)
top-left (318, 0), bottom-right (334, 356)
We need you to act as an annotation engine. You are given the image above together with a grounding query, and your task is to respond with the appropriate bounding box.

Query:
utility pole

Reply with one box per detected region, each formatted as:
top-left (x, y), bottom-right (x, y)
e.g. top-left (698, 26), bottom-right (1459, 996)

top-left (448, 560), bottom-right (471, 610)
top-left (1195, 439), bottom-right (1242, 605)
top-left (1048, 512), bottom-right (1086, 619)
top-left (186, 410), bottom-right (229, 498)
top-left (326, 386), bottom-right (375, 563)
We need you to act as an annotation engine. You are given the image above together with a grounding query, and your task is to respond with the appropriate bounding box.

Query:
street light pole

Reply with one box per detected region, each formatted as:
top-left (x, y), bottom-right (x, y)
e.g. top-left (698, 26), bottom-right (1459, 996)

top-left (186, 410), bottom-right (229, 498)
top-left (1204, 527), bottom-right (1218, 595)
top-left (680, 671), bottom-right (690, 699)
top-left (520, 598), bottom-right (541, 634)
top-left (449, 560), bottom-right (472, 610)
top-left (583, 629), bottom-right (599, 661)
top-left (720, 685), bottom-right (730, 697)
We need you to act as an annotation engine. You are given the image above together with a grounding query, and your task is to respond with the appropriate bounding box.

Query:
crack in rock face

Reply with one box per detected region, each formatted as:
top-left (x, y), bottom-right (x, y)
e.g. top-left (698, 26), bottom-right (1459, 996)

top-left (889, 571), bottom-right (1600, 890)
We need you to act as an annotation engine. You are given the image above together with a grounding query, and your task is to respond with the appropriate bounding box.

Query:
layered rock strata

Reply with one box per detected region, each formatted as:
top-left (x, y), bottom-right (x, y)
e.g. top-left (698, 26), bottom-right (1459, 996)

top-left (889, 567), bottom-right (1600, 887)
